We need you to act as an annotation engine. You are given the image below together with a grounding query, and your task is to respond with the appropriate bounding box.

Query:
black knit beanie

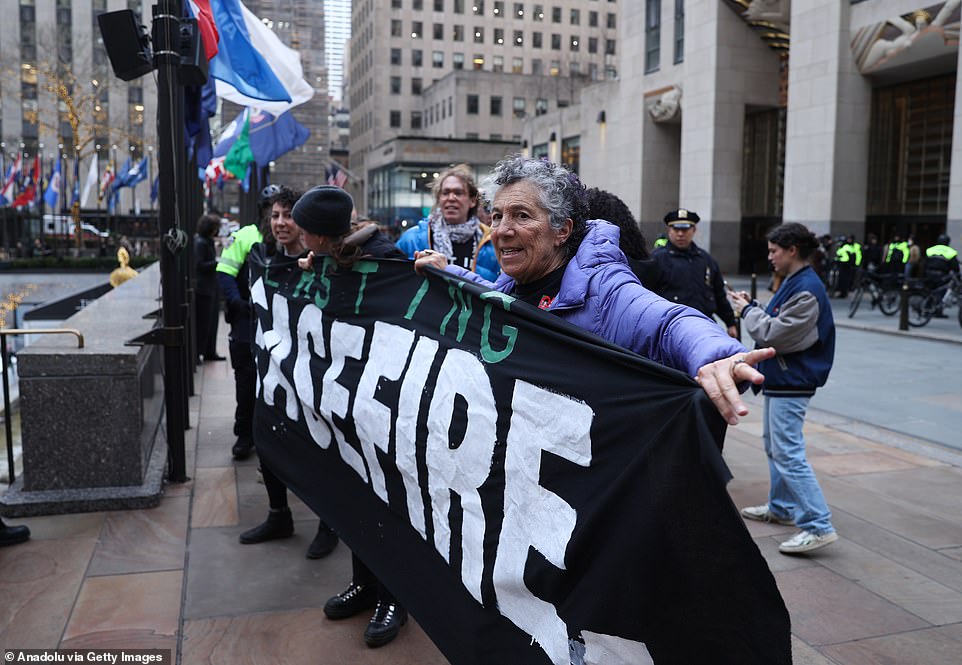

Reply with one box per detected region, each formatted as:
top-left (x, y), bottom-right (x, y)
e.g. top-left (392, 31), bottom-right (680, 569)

top-left (292, 186), bottom-right (354, 236)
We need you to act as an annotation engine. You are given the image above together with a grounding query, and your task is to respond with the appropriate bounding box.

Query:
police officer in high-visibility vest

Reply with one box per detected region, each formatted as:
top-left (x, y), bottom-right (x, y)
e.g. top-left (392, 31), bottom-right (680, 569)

top-left (215, 185), bottom-right (276, 459)
top-left (834, 235), bottom-right (862, 298)
top-left (884, 234), bottom-right (909, 275)
top-left (924, 234), bottom-right (960, 317)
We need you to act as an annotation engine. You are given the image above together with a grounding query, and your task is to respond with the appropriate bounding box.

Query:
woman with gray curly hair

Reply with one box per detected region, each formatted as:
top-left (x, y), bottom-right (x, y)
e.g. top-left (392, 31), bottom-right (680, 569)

top-left (416, 154), bottom-right (775, 424)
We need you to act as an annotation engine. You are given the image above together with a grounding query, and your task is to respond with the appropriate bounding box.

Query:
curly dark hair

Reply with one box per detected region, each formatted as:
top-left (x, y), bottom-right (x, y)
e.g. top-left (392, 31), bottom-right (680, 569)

top-left (585, 188), bottom-right (649, 260)
top-left (260, 186), bottom-right (301, 255)
top-left (767, 222), bottom-right (819, 260)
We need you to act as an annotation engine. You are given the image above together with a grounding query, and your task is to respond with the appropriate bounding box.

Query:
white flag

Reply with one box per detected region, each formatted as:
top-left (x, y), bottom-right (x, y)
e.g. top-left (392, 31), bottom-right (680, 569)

top-left (81, 154), bottom-right (99, 208)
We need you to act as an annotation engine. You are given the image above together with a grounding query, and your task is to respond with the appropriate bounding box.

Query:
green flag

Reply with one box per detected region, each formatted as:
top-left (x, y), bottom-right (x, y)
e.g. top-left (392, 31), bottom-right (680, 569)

top-left (224, 111), bottom-right (254, 179)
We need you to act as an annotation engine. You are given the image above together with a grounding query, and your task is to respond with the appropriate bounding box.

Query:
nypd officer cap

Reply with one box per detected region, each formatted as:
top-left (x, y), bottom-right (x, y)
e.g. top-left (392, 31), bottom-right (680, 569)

top-left (664, 208), bottom-right (700, 230)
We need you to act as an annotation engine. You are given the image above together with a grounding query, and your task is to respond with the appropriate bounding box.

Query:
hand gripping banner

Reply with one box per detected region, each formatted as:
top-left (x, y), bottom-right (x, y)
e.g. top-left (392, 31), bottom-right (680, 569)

top-left (248, 248), bottom-right (791, 665)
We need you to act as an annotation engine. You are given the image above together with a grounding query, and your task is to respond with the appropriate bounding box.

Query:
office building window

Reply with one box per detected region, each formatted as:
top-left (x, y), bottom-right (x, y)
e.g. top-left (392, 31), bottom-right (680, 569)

top-left (392, 0), bottom-right (401, 7)
top-left (433, 50), bottom-right (444, 67)
top-left (453, 52), bottom-right (465, 68)
top-left (607, 12), bottom-right (616, 29)
top-left (390, 110), bottom-right (401, 127)
top-left (570, 35), bottom-right (579, 51)
top-left (466, 132), bottom-right (479, 139)
top-left (606, 39), bottom-right (617, 55)
top-left (533, 32), bottom-right (542, 48)
top-left (645, 0), bottom-right (660, 72)
top-left (570, 8), bottom-right (579, 24)
top-left (454, 0), bottom-right (464, 12)
top-left (474, 1), bottom-right (484, 14)
top-left (533, 4), bottom-right (543, 21)
top-left (390, 76), bottom-right (401, 94)
top-left (515, 30), bottom-right (523, 45)
top-left (532, 142), bottom-right (548, 159)
top-left (413, 0), bottom-right (423, 9)
top-left (552, 6), bottom-right (561, 22)
top-left (588, 37), bottom-right (597, 53)
top-left (475, 27), bottom-right (484, 42)
top-left (549, 60), bottom-right (560, 75)
top-left (495, 28), bottom-right (504, 44)
top-left (435, 0), bottom-right (444, 10)
top-left (491, 95), bottom-right (503, 115)
top-left (454, 25), bottom-right (464, 40)
top-left (494, 1), bottom-right (504, 16)
top-left (589, 10), bottom-right (598, 27)
top-left (412, 21), bottom-right (423, 38)
top-left (561, 136), bottom-right (580, 174)
top-left (391, 48), bottom-right (402, 65)
top-left (493, 55), bottom-right (504, 71)
top-left (513, 97), bottom-right (526, 117)
top-left (391, 19), bottom-right (402, 37)
top-left (515, 3), bottom-right (524, 18)
top-left (412, 49), bottom-right (423, 66)
top-left (473, 54), bottom-right (485, 69)
top-left (674, 0), bottom-right (684, 63)
top-left (532, 58), bottom-right (543, 75)
top-left (551, 33), bottom-right (561, 49)
top-left (512, 56), bottom-right (523, 73)
top-left (535, 98), bottom-right (548, 115)
top-left (434, 23), bottom-right (443, 39)
top-left (467, 94), bottom-right (479, 114)
top-left (412, 111), bottom-right (423, 129)
top-left (412, 77), bottom-right (422, 94)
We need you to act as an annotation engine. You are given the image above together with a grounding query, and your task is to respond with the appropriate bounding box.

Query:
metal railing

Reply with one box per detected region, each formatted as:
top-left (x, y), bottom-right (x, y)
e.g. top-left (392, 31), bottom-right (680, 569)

top-left (0, 328), bottom-right (85, 484)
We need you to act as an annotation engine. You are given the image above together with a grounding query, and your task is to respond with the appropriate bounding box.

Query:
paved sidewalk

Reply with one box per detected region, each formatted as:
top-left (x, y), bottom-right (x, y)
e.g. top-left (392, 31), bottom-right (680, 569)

top-left (2, 331), bottom-right (961, 664)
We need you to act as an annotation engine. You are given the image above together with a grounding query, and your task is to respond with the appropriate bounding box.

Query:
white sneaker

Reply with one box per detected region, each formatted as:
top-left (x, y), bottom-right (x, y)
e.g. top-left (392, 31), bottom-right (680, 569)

top-left (779, 530), bottom-right (839, 554)
top-left (740, 504), bottom-right (794, 526)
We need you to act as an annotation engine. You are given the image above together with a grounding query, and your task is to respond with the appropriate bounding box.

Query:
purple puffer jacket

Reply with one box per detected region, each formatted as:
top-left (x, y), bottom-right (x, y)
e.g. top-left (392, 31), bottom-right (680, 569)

top-left (447, 220), bottom-right (747, 377)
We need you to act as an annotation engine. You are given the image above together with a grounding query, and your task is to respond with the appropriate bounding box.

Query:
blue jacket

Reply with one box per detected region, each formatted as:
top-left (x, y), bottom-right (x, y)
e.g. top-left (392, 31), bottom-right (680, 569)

top-left (448, 220), bottom-right (746, 377)
top-left (741, 265), bottom-right (835, 396)
top-left (397, 216), bottom-right (500, 282)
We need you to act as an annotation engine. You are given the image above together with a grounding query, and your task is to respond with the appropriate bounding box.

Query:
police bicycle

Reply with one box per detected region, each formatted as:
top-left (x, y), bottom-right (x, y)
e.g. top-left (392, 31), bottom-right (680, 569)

top-left (847, 268), bottom-right (901, 318)
top-left (906, 271), bottom-right (962, 328)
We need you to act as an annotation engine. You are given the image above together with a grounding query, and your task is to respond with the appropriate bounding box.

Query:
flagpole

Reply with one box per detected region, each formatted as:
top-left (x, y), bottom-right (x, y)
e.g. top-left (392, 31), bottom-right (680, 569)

top-left (153, 0), bottom-right (189, 482)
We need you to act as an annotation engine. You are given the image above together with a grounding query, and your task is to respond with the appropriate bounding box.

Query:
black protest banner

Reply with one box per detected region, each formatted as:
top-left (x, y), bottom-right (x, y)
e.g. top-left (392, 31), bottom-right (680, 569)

top-left (249, 247), bottom-right (791, 665)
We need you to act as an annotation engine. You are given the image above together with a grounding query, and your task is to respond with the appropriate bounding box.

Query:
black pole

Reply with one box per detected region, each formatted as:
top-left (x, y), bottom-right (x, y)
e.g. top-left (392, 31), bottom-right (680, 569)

top-left (2, 339), bottom-right (15, 484)
top-left (153, 0), bottom-right (188, 482)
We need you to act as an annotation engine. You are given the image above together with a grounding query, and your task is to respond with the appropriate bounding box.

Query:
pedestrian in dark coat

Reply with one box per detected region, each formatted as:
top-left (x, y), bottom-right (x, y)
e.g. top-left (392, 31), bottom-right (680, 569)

top-left (194, 214), bottom-right (225, 363)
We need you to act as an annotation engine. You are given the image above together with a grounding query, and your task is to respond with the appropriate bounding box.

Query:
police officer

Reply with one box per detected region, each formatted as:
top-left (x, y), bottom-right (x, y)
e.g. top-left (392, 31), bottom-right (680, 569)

top-left (924, 234), bottom-right (959, 317)
top-left (215, 184), bottom-right (277, 460)
top-left (651, 208), bottom-right (738, 338)
top-left (834, 235), bottom-right (861, 298)
top-left (884, 234), bottom-right (909, 275)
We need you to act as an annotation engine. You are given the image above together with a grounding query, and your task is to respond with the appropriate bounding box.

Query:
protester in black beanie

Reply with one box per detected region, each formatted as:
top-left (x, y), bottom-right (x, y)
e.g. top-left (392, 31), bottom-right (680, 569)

top-left (294, 186), bottom-right (404, 270)
top-left (292, 185), bottom-right (354, 237)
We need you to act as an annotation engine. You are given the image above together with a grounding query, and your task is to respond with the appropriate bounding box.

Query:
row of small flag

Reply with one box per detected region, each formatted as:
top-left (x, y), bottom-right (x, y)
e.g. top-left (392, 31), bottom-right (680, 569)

top-left (0, 152), bottom-right (157, 211)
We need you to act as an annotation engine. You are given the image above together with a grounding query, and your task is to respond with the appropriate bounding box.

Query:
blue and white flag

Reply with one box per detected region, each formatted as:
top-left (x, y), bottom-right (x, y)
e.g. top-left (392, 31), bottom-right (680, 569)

top-left (208, 0), bottom-right (314, 115)
top-left (150, 175), bottom-right (160, 204)
top-left (110, 157), bottom-right (133, 194)
top-left (124, 156), bottom-right (150, 189)
top-left (213, 109), bottom-right (310, 166)
top-left (44, 157), bottom-right (62, 209)
top-left (70, 157), bottom-right (81, 207)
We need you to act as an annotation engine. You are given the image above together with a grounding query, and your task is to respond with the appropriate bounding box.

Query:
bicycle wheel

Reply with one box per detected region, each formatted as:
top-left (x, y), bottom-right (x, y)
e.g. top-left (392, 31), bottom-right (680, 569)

top-left (907, 291), bottom-right (933, 327)
top-left (848, 285), bottom-right (864, 318)
top-left (878, 289), bottom-right (900, 316)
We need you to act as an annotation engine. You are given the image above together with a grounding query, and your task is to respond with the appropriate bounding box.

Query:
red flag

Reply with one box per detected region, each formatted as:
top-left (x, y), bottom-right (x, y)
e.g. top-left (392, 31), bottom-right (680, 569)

top-left (12, 185), bottom-right (36, 208)
top-left (189, 0), bottom-right (219, 60)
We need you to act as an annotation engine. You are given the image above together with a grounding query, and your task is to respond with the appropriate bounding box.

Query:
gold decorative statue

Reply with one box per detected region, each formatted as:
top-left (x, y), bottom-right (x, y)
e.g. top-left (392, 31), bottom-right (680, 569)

top-left (109, 247), bottom-right (138, 288)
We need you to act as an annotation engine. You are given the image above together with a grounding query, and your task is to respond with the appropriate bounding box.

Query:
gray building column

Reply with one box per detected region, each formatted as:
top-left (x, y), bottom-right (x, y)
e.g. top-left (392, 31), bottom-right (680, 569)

top-left (679, 0), bottom-right (780, 271)
top-left (783, 1), bottom-right (871, 239)
top-left (947, 44), bottom-right (962, 245)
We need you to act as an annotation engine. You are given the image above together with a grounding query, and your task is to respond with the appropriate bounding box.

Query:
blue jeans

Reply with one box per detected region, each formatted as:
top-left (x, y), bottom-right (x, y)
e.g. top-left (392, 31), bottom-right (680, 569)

top-left (763, 396), bottom-right (834, 535)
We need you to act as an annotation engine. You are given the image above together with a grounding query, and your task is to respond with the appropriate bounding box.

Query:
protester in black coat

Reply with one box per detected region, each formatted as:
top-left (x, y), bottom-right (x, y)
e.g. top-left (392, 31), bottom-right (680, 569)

top-left (292, 186), bottom-right (408, 649)
top-left (194, 214), bottom-right (225, 363)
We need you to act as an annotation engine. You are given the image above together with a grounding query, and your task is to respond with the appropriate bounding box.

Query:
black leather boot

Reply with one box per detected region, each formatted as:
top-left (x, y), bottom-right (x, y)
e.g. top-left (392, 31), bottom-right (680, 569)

top-left (364, 601), bottom-right (408, 648)
top-left (0, 518), bottom-right (30, 546)
top-left (238, 508), bottom-right (294, 544)
top-left (306, 521), bottom-right (339, 559)
top-left (323, 583), bottom-right (377, 620)
top-left (231, 436), bottom-right (254, 460)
